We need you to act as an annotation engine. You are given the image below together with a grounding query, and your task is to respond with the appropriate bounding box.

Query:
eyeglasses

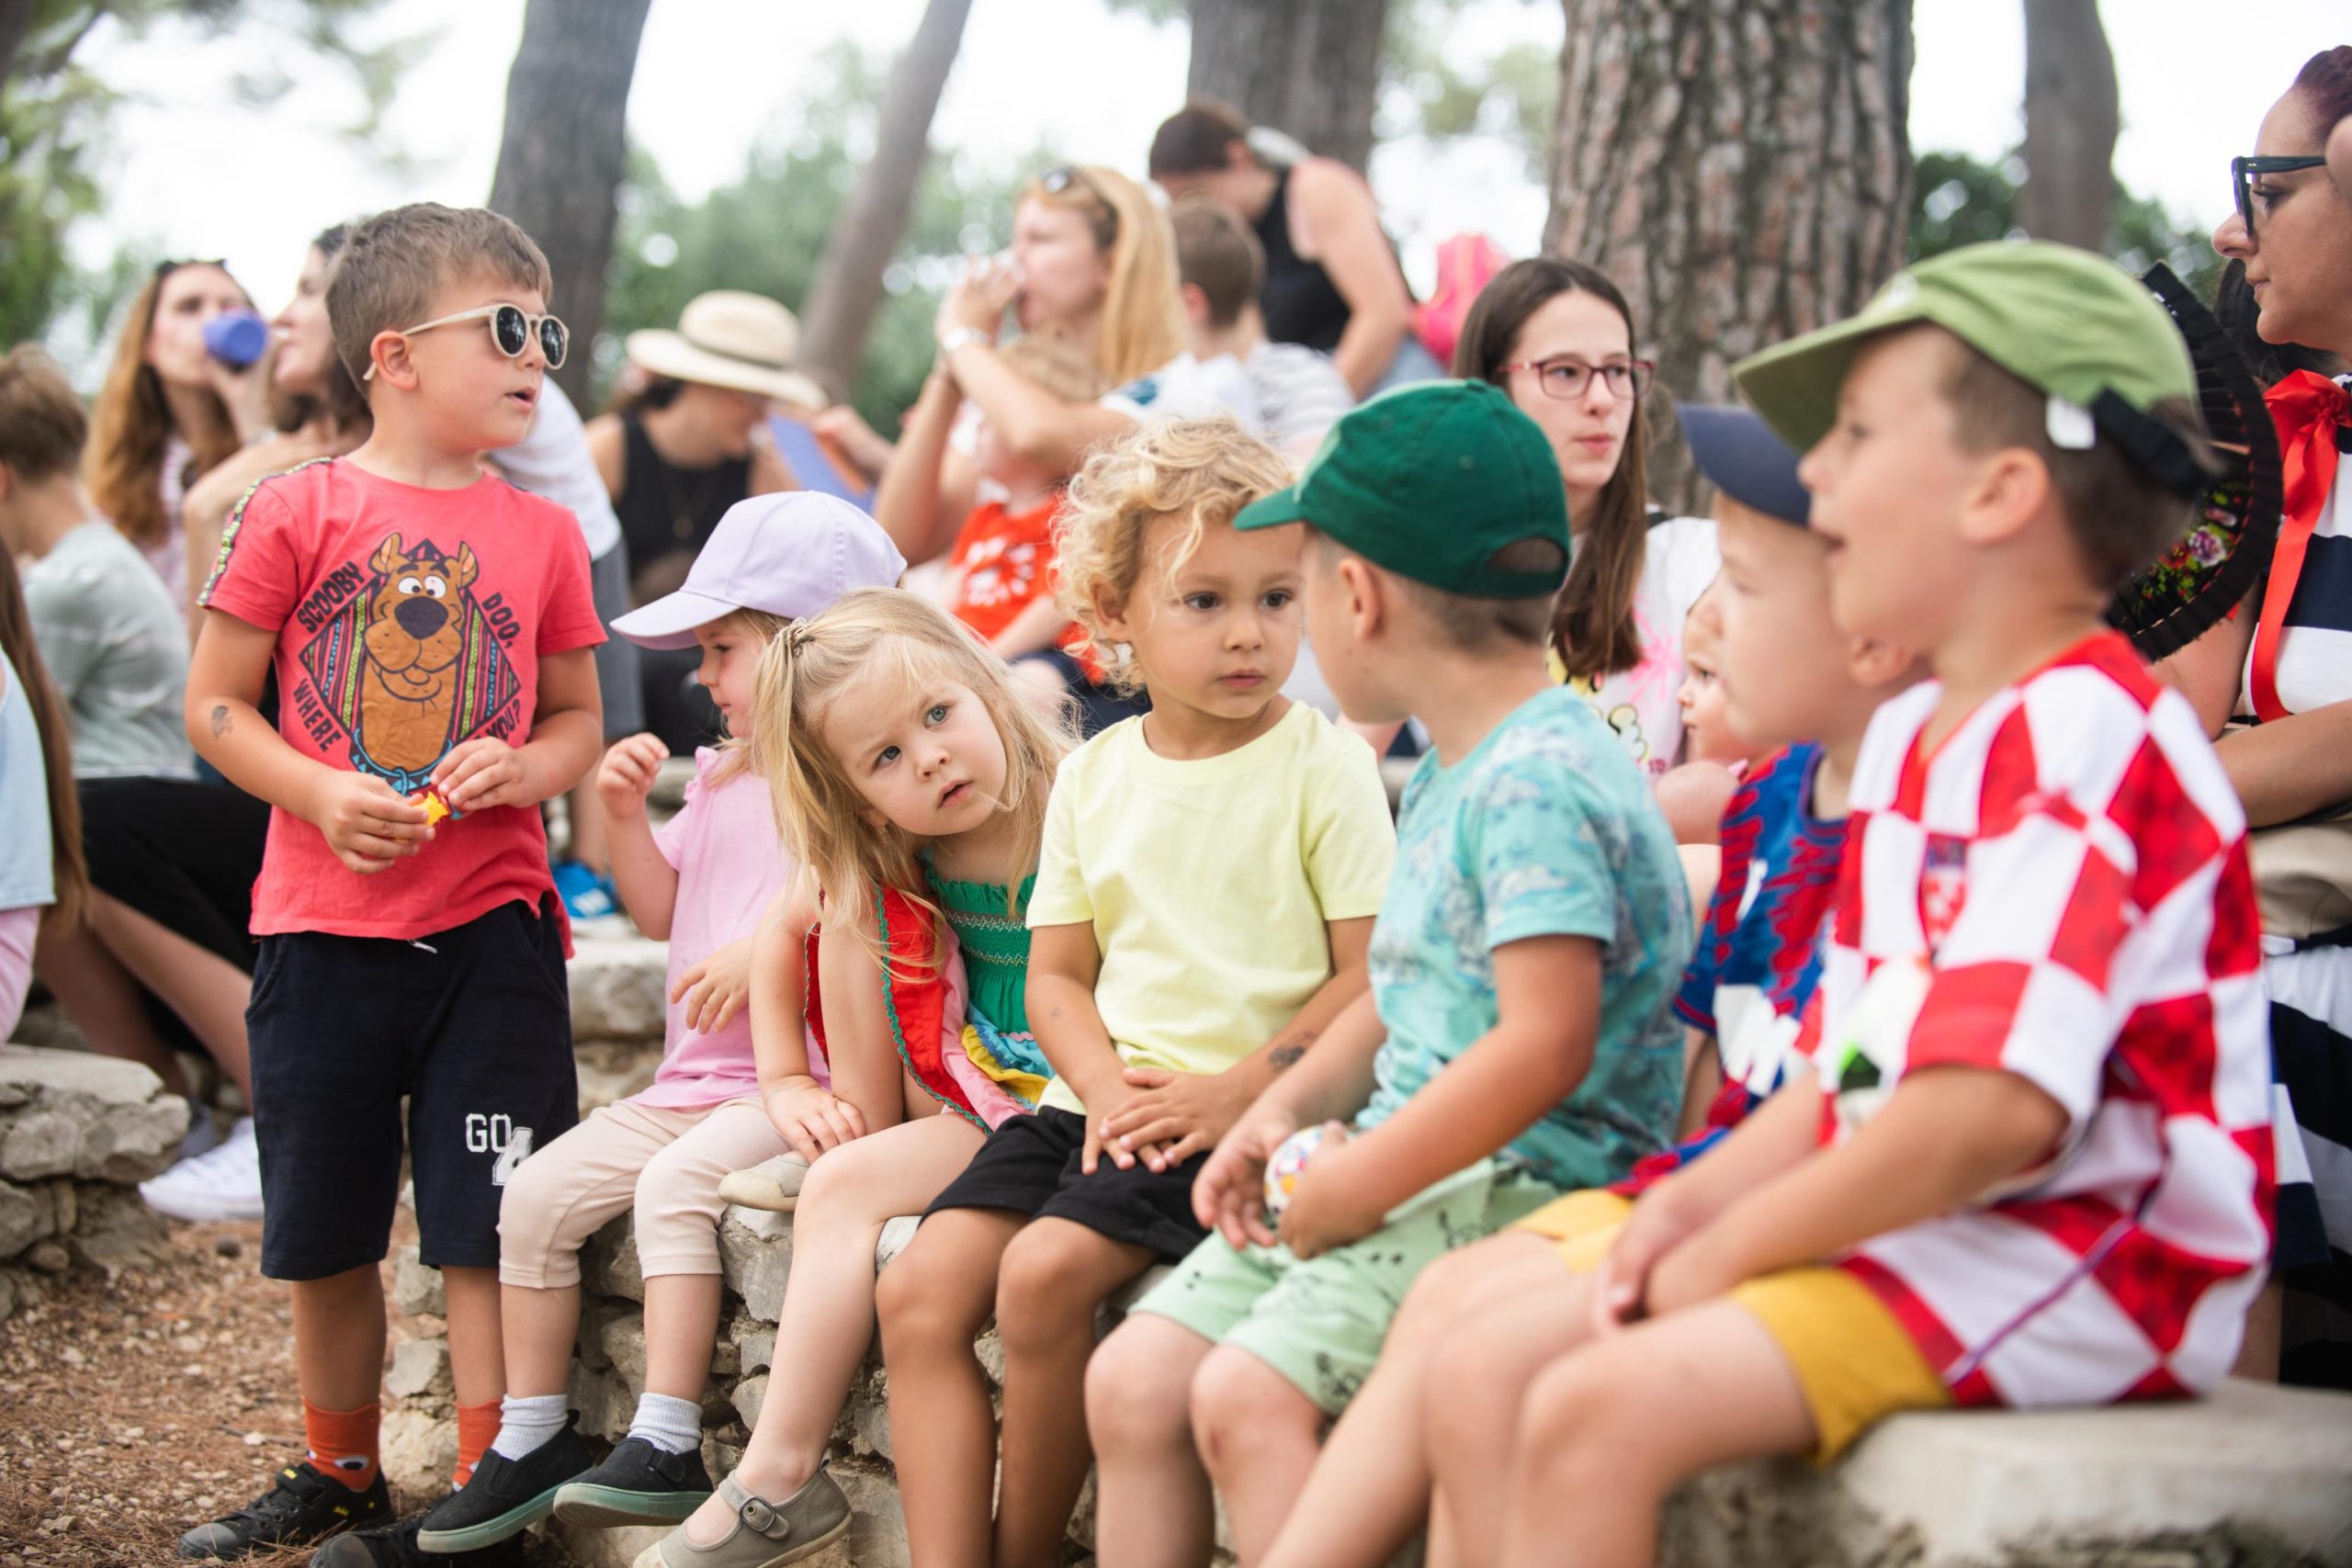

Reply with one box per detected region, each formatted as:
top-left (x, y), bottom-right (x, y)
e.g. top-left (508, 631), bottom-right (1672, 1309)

top-left (363, 302), bottom-right (568, 380)
top-left (1498, 356), bottom-right (1656, 403)
top-left (1038, 164), bottom-right (1120, 245)
top-left (2232, 154), bottom-right (2327, 236)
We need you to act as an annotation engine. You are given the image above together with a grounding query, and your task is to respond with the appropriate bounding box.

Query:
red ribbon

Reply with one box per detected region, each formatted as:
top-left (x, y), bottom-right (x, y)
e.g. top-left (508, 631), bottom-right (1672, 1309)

top-left (2251, 370), bottom-right (2350, 723)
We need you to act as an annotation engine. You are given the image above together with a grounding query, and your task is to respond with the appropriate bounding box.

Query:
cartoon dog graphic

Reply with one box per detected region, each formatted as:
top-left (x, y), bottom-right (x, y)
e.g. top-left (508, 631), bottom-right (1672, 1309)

top-left (299, 533), bottom-right (518, 794)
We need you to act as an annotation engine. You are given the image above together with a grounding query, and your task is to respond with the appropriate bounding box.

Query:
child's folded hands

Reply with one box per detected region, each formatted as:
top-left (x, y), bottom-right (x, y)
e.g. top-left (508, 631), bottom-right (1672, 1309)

top-left (1100, 1065), bottom-right (1259, 1173)
top-left (763, 1076), bottom-right (869, 1161)
top-left (672, 936), bottom-right (753, 1034)
top-left (1590, 1188), bottom-right (1706, 1336)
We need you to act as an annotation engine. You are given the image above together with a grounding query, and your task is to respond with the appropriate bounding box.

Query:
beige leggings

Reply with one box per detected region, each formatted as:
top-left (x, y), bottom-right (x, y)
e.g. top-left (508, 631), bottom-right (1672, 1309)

top-left (498, 1096), bottom-right (789, 1287)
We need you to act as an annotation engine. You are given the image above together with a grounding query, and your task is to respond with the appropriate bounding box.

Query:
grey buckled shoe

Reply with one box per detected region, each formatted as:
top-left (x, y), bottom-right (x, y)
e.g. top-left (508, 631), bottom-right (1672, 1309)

top-left (632, 1472), bottom-right (850, 1568)
top-left (716, 1155), bottom-right (809, 1213)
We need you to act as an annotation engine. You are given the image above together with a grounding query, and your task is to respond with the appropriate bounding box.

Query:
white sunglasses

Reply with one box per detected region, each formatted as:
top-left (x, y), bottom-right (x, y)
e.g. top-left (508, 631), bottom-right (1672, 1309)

top-left (364, 302), bottom-right (568, 380)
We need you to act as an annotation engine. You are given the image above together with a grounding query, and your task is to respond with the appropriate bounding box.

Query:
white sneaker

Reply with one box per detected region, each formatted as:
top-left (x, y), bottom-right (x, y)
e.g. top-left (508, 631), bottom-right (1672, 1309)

top-left (715, 1153), bottom-right (809, 1213)
top-left (140, 1116), bottom-right (265, 1222)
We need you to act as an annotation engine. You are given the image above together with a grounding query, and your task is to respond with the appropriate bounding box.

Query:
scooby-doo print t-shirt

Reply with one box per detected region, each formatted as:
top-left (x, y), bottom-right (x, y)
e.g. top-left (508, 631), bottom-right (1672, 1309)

top-left (202, 457), bottom-right (604, 942)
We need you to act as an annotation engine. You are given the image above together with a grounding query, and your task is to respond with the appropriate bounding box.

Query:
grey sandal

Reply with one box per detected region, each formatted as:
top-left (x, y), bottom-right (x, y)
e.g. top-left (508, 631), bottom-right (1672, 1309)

top-left (635, 1471), bottom-right (851, 1568)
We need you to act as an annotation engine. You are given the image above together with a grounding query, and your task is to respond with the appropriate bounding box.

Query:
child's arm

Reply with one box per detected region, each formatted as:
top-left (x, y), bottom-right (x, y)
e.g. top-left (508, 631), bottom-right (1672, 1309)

top-left (596, 733), bottom-right (678, 938)
top-left (186, 608), bottom-right (431, 873)
top-left (871, 369), bottom-right (967, 567)
top-left (429, 647), bottom-right (602, 816)
top-left (1280, 933), bottom-right (1601, 1258)
top-left (1639, 1065), bottom-right (2067, 1319)
top-left (751, 888), bottom-right (866, 1159)
top-left (1100, 914), bottom-right (1377, 1169)
top-left (988, 593), bottom-right (1077, 663)
top-left (1189, 986), bottom-right (1389, 1249)
top-left (1025, 919), bottom-right (1143, 1175)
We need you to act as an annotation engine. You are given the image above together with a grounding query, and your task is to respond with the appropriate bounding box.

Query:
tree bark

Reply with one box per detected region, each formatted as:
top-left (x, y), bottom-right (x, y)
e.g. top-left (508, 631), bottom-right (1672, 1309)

top-left (1547, 0), bottom-right (1913, 509)
top-left (1186, 0), bottom-right (1389, 174)
top-left (796, 0), bottom-right (975, 403)
top-left (486, 0), bottom-right (655, 406)
top-left (0, 1), bottom-right (36, 87)
top-left (2017, 0), bottom-right (2117, 252)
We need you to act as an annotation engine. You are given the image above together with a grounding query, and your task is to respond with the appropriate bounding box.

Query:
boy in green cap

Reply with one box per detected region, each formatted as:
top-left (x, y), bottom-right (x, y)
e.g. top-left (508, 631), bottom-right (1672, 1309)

top-left (1082, 379), bottom-right (1692, 1567)
top-left (1329, 241), bottom-right (2270, 1568)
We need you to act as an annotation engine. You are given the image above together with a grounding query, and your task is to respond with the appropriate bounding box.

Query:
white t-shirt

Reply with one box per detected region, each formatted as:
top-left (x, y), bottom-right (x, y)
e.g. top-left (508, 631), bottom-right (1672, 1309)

top-left (1141, 352), bottom-right (1264, 428)
top-left (1561, 513), bottom-right (1720, 780)
top-left (489, 379), bottom-right (623, 559)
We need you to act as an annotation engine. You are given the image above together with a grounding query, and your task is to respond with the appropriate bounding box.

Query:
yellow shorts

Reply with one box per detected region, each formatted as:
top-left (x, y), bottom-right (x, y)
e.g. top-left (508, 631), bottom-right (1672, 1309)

top-left (1511, 1190), bottom-right (1951, 1462)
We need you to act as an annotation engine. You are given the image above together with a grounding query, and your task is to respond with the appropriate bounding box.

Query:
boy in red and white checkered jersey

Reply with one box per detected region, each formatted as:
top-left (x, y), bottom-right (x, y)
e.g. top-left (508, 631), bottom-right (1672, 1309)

top-left (1392, 243), bottom-right (2273, 1568)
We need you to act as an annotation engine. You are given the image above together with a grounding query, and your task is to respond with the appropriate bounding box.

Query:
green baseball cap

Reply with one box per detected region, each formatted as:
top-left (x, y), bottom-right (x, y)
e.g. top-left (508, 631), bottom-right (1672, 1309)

top-left (1733, 240), bottom-right (2209, 497)
top-left (1232, 380), bottom-right (1569, 598)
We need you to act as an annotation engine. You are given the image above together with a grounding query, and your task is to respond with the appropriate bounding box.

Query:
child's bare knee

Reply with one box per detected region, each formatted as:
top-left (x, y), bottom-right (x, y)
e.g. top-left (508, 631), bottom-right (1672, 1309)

top-left (1191, 1348), bottom-right (1313, 1471)
top-left (876, 1237), bottom-right (976, 1349)
top-left (994, 1226), bottom-right (1101, 1351)
top-left (1515, 1350), bottom-right (1641, 1480)
top-left (1085, 1320), bottom-right (1200, 1450)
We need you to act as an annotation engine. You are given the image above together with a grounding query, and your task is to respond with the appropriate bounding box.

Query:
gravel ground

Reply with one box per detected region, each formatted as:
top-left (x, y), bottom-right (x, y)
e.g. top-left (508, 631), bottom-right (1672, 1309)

top-left (0, 1219), bottom-right (581, 1568)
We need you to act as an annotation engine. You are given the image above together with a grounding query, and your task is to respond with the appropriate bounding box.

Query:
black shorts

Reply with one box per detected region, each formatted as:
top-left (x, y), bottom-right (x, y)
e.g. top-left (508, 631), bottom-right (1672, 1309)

top-left (924, 1107), bottom-right (1211, 1261)
top-left (247, 897), bottom-right (579, 1280)
top-left (80, 776), bottom-right (271, 974)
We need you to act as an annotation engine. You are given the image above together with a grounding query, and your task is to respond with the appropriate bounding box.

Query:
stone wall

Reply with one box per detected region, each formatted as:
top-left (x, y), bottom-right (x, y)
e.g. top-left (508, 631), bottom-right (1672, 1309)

top-left (0, 1044), bottom-right (187, 1320)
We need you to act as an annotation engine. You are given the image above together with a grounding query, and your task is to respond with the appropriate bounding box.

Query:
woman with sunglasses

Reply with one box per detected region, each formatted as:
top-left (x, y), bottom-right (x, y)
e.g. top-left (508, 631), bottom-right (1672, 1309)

top-left (85, 258), bottom-right (275, 616)
top-left (1449, 257), bottom-right (1718, 783)
top-left (2164, 45), bottom-right (2352, 1389)
top-left (1148, 98), bottom-right (1433, 400)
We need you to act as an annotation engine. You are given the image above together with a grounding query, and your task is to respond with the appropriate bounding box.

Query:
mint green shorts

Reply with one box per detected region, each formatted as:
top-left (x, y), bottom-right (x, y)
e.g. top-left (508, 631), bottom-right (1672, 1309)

top-left (1128, 1159), bottom-right (1556, 1415)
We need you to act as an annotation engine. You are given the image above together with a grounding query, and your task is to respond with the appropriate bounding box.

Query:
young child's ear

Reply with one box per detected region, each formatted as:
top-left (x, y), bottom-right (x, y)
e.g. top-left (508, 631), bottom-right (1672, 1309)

top-left (1845, 636), bottom-right (1919, 691)
top-left (1335, 555), bottom-right (1384, 641)
top-left (1957, 447), bottom-right (2051, 548)
top-left (1092, 587), bottom-right (1134, 646)
top-left (1180, 283), bottom-right (1211, 329)
top-left (369, 329), bottom-right (421, 391)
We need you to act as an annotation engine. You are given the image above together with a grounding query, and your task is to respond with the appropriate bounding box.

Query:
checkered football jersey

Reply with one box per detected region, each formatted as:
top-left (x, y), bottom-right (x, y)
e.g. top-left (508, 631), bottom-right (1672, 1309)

top-left (1804, 630), bottom-right (2273, 1408)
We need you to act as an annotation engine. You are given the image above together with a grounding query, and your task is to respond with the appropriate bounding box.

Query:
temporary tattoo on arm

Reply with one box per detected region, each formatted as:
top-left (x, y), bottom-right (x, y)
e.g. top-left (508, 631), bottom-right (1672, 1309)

top-left (209, 705), bottom-right (231, 739)
top-left (1269, 1032), bottom-right (1317, 1072)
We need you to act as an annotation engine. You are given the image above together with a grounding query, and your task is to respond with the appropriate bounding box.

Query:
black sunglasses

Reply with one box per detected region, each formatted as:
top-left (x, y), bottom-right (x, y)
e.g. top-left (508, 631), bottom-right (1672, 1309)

top-left (2232, 154), bottom-right (2327, 234)
top-left (1038, 164), bottom-right (1120, 246)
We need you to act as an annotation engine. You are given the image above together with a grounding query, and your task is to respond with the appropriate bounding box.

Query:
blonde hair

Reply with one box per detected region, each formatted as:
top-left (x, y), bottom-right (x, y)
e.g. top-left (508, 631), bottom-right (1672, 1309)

top-left (1053, 416), bottom-right (1294, 694)
top-left (1021, 165), bottom-right (1186, 385)
top-left (325, 203), bottom-right (553, 389)
top-left (750, 589), bottom-right (1070, 968)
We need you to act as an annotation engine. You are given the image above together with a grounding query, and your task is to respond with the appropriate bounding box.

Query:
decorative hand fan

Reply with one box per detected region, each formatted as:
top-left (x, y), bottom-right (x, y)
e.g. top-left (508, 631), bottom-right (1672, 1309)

top-left (2104, 263), bottom-right (2283, 660)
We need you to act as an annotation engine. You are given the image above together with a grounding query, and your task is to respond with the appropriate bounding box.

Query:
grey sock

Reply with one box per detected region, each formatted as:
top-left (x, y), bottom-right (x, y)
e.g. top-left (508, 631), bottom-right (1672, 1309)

top-left (489, 1392), bottom-right (568, 1461)
top-left (626, 1392), bottom-right (703, 1456)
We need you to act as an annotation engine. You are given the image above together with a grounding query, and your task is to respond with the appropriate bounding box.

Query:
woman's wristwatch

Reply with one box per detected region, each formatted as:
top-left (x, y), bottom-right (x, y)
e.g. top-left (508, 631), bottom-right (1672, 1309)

top-left (937, 327), bottom-right (991, 358)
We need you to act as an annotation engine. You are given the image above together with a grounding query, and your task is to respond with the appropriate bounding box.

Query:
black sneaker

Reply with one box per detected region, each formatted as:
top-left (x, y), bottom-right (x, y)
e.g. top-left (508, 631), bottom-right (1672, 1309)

top-left (313, 1511), bottom-right (523, 1567)
top-left (552, 1436), bottom-right (715, 1527)
top-left (176, 1461), bottom-right (390, 1559)
top-left (414, 1422), bottom-right (593, 1553)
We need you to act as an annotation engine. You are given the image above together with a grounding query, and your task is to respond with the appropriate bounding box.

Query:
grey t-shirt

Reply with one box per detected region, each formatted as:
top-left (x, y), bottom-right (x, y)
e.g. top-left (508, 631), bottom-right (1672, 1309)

top-left (24, 520), bottom-right (194, 779)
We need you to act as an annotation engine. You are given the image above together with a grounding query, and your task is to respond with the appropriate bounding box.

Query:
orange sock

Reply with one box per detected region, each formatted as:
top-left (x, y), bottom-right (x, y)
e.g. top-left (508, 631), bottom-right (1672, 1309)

top-left (302, 1399), bottom-right (380, 1492)
top-left (453, 1400), bottom-right (502, 1489)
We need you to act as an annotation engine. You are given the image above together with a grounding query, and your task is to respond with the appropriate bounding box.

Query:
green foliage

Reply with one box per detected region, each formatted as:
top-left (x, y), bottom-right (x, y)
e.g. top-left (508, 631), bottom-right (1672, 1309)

top-left (1910, 147), bottom-right (2222, 299)
top-left (1384, 0), bottom-right (1555, 179)
top-left (603, 42), bottom-right (1028, 428)
top-left (0, 0), bottom-right (408, 350)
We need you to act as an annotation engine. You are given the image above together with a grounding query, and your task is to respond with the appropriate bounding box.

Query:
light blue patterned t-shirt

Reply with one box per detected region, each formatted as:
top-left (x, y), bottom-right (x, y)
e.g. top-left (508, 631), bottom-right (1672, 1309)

top-left (1355, 685), bottom-right (1692, 1190)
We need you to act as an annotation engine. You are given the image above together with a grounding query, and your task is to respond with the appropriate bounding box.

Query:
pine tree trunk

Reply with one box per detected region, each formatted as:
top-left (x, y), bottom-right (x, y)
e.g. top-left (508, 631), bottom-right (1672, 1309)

top-left (1187, 0), bottom-right (1389, 174)
top-left (797, 0), bottom-right (976, 403)
top-left (1547, 0), bottom-right (1915, 508)
top-left (486, 0), bottom-right (655, 406)
top-left (2018, 0), bottom-right (2117, 252)
top-left (0, 1), bottom-right (37, 86)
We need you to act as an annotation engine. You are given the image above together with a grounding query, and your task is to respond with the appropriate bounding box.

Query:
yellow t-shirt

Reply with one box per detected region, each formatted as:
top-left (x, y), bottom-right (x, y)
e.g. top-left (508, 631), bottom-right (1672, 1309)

top-left (1027, 704), bottom-right (1396, 1115)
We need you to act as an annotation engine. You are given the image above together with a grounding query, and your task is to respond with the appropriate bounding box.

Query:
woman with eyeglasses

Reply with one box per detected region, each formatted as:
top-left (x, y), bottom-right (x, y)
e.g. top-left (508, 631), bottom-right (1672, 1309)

top-left (1450, 258), bottom-right (1719, 782)
top-left (84, 258), bottom-right (275, 615)
top-left (1148, 98), bottom-right (1434, 400)
top-left (2163, 44), bottom-right (2352, 1389)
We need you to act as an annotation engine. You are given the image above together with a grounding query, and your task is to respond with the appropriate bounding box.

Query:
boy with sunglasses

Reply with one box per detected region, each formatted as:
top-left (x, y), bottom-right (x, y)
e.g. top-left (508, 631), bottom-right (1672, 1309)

top-left (181, 203), bottom-right (604, 1566)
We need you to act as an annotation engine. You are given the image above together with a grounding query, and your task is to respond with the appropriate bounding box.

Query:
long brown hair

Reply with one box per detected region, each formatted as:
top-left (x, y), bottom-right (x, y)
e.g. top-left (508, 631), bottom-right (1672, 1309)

top-left (1020, 164), bottom-right (1186, 386)
top-left (0, 549), bottom-right (85, 931)
top-left (1453, 258), bottom-right (1652, 684)
top-left (85, 262), bottom-right (246, 553)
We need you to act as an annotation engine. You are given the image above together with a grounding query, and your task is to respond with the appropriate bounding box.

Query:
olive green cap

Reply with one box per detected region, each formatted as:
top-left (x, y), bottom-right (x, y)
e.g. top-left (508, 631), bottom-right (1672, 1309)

top-left (1232, 380), bottom-right (1570, 598)
top-left (1733, 240), bottom-right (2208, 496)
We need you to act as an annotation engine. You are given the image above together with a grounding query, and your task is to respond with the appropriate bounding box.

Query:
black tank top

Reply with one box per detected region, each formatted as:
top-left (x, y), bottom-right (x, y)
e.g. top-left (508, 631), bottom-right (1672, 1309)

top-left (614, 410), bottom-right (753, 577)
top-left (1254, 168), bottom-right (1354, 355)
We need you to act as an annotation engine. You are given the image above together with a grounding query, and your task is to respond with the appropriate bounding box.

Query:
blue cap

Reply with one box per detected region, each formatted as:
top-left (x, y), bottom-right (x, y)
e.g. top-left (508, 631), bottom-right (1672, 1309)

top-left (1677, 404), bottom-right (1810, 527)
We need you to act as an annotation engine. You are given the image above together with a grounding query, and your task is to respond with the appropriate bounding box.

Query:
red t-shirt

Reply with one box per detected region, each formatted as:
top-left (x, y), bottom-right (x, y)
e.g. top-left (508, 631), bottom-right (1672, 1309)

top-left (947, 494), bottom-right (1095, 673)
top-left (200, 457), bottom-right (604, 943)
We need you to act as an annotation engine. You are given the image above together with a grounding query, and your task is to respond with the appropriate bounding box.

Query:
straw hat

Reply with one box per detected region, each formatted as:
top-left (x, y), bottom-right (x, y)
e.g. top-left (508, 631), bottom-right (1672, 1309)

top-left (624, 290), bottom-right (829, 409)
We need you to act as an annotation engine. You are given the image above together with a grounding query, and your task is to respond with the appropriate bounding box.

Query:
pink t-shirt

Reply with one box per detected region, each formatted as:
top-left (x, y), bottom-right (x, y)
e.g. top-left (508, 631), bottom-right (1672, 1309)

top-left (200, 457), bottom-right (604, 943)
top-left (639, 747), bottom-right (796, 1108)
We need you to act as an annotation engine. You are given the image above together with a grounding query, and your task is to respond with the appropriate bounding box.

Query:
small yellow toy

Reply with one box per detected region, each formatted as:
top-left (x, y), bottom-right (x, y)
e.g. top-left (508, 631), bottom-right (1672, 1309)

top-left (409, 785), bottom-right (458, 828)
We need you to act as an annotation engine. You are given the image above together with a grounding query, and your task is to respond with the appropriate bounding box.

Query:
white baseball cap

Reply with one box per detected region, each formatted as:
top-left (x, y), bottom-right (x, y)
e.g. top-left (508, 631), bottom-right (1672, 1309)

top-left (611, 492), bottom-right (908, 650)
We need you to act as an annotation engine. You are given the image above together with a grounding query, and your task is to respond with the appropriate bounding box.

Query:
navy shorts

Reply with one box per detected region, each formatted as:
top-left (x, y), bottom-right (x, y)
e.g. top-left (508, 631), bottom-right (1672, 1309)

top-left (924, 1106), bottom-right (1212, 1261)
top-left (247, 897), bottom-right (579, 1280)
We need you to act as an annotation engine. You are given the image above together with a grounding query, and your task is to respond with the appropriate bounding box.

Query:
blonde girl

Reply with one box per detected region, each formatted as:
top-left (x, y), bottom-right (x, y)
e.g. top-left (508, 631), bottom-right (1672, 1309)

top-left (413, 498), bottom-right (904, 1556)
top-left (630, 587), bottom-right (1068, 1568)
